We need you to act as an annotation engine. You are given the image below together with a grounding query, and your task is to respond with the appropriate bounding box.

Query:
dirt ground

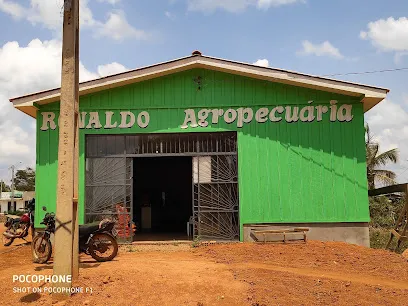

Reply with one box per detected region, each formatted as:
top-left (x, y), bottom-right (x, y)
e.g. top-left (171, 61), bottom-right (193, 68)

top-left (0, 228), bottom-right (407, 306)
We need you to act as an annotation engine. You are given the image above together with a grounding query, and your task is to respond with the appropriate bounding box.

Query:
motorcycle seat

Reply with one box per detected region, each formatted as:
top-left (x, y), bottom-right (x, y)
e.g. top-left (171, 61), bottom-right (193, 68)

top-left (79, 223), bottom-right (100, 238)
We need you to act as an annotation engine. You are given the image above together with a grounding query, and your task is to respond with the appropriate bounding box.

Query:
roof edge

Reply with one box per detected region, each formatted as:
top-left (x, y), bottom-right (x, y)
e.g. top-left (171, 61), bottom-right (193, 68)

top-left (200, 55), bottom-right (390, 93)
top-left (10, 53), bottom-right (389, 117)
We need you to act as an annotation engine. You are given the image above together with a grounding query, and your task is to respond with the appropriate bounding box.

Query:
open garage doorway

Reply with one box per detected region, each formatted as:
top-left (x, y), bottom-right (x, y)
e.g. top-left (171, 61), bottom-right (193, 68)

top-left (132, 156), bottom-right (192, 241)
top-left (85, 132), bottom-right (239, 243)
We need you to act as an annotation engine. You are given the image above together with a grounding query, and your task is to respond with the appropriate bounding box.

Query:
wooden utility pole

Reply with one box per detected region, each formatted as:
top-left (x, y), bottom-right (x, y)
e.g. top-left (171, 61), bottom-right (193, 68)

top-left (53, 0), bottom-right (80, 298)
top-left (72, 0), bottom-right (80, 280)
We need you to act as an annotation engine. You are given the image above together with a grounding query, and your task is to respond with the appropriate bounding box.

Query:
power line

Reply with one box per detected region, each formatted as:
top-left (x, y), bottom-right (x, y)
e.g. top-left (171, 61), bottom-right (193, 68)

top-left (323, 67), bottom-right (408, 77)
top-left (398, 167), bottom-right (408, 177)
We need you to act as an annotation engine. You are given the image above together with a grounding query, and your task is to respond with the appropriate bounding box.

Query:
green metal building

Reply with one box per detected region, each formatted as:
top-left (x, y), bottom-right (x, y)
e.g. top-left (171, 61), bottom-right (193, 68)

top-left (11, 52), bottom-right (388, 246)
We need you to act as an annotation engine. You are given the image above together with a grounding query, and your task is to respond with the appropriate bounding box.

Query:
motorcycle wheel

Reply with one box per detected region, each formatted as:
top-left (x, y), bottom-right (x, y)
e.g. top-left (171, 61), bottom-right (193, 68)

top-left (32, 234), bottom-right (52, 264)
top-left (3, 235), bottom-right (14, 247)
top-left (88, 233), bottom-right (118, 262)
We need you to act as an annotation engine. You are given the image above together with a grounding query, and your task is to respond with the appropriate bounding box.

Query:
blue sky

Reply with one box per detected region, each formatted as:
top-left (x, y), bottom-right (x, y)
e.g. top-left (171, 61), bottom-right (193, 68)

top-left (0, 0), bottom-right (407, 183)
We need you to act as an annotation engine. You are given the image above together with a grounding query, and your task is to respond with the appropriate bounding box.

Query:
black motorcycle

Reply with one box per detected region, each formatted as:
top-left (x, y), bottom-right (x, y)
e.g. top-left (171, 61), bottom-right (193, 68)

top-left (32, 206), bottom-right (118, 264)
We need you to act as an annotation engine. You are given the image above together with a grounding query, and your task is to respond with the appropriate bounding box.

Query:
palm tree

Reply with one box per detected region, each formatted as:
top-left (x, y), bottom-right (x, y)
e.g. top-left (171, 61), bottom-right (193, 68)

top-left (366, 124), bottom-right (399, 189)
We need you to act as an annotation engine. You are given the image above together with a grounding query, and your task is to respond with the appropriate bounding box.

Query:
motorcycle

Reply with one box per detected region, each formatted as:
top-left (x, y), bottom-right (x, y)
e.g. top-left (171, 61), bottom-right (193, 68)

top-left (32, 206), bottom-right (118, 264)
top-left (2, 198), bottom-right (35, 246)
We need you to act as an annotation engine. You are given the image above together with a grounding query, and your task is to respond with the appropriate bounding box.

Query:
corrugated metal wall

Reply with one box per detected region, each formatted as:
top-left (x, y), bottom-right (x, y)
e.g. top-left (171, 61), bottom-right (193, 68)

top-left (35, 68), bottom-right (368, 234)
top-left (237, 118), bottom-right (367, 224)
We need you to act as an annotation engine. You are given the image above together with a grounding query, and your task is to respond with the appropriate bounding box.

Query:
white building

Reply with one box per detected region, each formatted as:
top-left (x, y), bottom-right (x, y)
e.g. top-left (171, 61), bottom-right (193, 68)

top-left (0, 191), bottom-right (35, 213)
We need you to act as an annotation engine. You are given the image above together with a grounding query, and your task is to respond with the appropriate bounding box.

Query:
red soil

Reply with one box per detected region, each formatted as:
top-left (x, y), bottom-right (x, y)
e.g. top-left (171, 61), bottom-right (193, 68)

top-left (0, 226), bottom-right (407, 306)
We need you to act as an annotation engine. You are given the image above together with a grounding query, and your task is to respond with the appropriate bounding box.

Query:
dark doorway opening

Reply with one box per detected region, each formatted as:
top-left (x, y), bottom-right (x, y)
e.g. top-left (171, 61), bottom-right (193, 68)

top-left (133, 156), bottom-right (192, 241)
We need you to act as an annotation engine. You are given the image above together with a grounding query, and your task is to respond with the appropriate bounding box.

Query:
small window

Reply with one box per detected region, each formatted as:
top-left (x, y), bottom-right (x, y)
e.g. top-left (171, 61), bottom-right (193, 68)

top-left (7, 202), bottom-right (16, 212)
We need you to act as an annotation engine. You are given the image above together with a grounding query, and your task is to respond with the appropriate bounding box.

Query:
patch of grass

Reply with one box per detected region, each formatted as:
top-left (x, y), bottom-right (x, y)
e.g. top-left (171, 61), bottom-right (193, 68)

top-left (369, 227), bottom-right (407, 254)
top-left (191, 236), bottom-right (201, 248)
top-left (126, 246), bottom-right (138, 252)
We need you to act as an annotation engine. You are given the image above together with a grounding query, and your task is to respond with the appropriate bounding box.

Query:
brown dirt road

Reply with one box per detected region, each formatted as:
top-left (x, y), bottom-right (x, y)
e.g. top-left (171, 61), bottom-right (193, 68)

top-left (0, 230), bottom-right (407, 306)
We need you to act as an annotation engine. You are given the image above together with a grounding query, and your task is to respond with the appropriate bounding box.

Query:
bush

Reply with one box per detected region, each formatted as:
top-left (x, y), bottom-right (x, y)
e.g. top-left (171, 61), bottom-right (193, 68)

top-left (369, 227), bottom-right (407, 254)
top-left (369, 195), bottom-right (404, 228)
top-left (368, 195), bottom-right (407, 253)
top-left (6, 210), bottom-right (25, 216)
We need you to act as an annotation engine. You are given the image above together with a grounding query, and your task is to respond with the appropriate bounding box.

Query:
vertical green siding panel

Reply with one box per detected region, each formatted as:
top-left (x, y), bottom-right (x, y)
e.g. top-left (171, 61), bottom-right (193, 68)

top-left (35, 69), bottom-right (370, 232)
top-left (321, 117), bottom-right (332, 220)
top-left (277, 122), bottom-right (288, 222)
top-left (288, 120), bottom-right (299, 221)
top-left (35, 110), bottom-right (59, 227)
top-left (340, 122), bottom-right (349, 220)
top-left (237, 131), bottom-right (245, 241)
top-left (350, 122), bottom-right (359, 219)
top-left (265, 125), bottom-right (278, 222)
top-left (333, 120), bottom-right (344, 220)
top-left (303, 118), bottom-right (313, 221)
top-left (354, 110), bottom-right (370, 219)
top-left (35, 112), bottom-right (41, 226)
top-left (316, 122), bottom-right (323, 220)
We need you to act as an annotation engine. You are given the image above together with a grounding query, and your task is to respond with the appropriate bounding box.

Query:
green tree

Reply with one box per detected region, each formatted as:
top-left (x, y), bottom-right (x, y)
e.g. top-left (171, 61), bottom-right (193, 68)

top-left (0, 181), bottom-right (10, 192)
top-left (14, 167), bottom-right (35, 191)
top-left (366, 124), bottom-right (399, 190)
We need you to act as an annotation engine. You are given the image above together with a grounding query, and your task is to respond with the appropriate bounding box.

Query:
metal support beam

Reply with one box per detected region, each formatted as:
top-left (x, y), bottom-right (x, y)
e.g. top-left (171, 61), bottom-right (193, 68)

top-left (53, 0), bottom-right (79, 298)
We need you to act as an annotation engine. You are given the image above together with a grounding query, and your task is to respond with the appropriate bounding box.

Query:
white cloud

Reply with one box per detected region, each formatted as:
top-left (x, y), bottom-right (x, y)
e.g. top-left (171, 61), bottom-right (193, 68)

top-left (187, 0), bottom-right (248, 13)
top-left (97, 62), bottom-right (128, 77)
top-left (253, 59), bottom-right (269, 67)
top-left (97, 0), bottom-right (121, 4)
top-left (404, 94), bottom-right (408, 106)
top-left (0, 121), bottom-right (31, 157)
top-left (94, 10), bottom-right (147, 41)
top-left (365, 99), bottom-right (408, 182)
top-left (297, 40), bottom-right (344, 59)
top-left (0, 0), bottom-right (27, 19)
top-left (257, 0), bottom-right (305, 9)
top-left (366, 99), bottom-right (408, 131)
top-left (0, 0), bottom-right (145, 41)
top-left (0, 0), bottom-right (72, 31)
top-left (187, 0), bottom-right (304, 13)
top-left (79, 0), bottom-right (98, 28)
top-left (165, 11), bottom-right (176, 20)
top-left (360, 17), bottom-right (408, 52)
top-left (27, 0), bottom-right (64, 30)
top-left (0, 38), bottom-right (126, 180)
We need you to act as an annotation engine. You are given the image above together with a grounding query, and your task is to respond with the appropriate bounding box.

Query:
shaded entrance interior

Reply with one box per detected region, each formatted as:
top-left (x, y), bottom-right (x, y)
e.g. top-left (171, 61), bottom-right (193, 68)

top-left (132, 156), bottom-right (192, 241)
